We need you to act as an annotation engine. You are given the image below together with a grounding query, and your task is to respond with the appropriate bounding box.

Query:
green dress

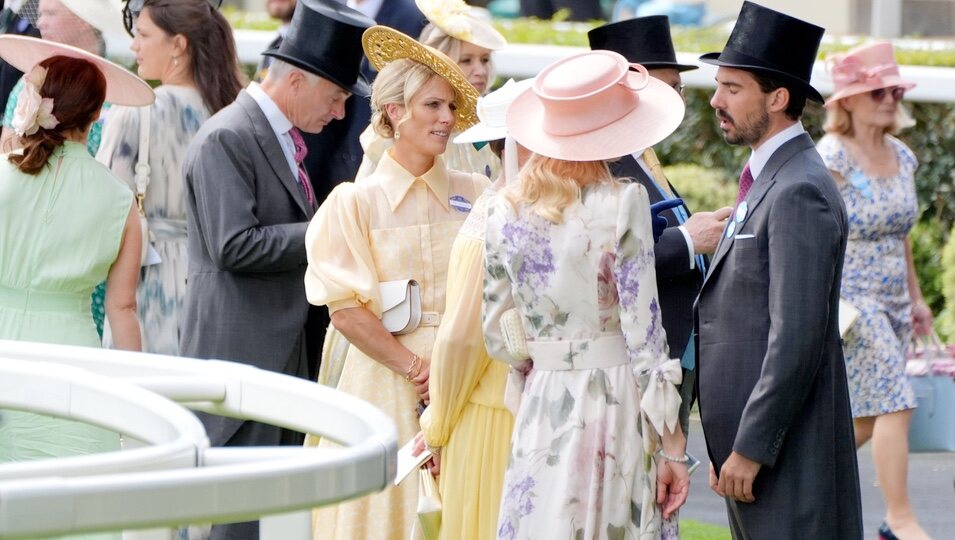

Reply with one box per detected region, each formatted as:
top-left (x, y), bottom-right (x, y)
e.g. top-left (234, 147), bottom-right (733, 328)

top-left (0, 141), bottom-right (131, 539)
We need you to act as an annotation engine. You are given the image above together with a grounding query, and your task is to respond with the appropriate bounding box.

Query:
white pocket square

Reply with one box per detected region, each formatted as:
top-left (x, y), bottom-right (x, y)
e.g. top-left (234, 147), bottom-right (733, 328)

top-left (734, 234), bottom-right (755, 240)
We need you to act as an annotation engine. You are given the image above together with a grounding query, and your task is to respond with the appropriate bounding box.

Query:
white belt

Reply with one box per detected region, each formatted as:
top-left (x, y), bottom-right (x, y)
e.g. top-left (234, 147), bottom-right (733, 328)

top-left (419, 311), bottom-right (441, 327)
top-left (528, 334), bottom-right (629, 371)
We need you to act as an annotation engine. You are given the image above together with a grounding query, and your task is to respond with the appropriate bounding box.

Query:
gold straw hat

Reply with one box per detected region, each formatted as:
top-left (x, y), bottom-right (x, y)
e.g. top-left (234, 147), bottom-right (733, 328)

top-left (362, 25), bottom-right (480, 130)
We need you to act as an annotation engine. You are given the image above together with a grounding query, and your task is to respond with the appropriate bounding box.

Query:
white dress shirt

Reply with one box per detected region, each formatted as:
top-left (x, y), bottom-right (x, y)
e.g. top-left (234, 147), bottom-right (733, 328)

top-left (246, 82), bottom-right (298, 179)
top-left (747, 121), bottom-right (806, 180)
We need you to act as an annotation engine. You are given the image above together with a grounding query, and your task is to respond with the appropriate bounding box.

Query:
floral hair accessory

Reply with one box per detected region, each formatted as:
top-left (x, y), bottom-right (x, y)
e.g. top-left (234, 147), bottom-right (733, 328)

top-left (12, 64), bottom-right (59, 137)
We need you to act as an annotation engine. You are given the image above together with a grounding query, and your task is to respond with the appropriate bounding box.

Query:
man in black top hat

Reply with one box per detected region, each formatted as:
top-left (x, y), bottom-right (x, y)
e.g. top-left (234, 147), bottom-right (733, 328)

top-left (180, 1), bottom-right (374, 537)
top-left (694, 2), bottom-right (862, 538)
top-left (588, 15), bottom-right (732, 440)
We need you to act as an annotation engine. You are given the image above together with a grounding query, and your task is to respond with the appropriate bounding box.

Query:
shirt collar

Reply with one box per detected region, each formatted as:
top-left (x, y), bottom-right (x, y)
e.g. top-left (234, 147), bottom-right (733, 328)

top-left (378, 150), bottom-right (451, 212)
top-left (246, 81), bottom-right (293, 137)
top-left (748, 121), bottom-right (805, 180)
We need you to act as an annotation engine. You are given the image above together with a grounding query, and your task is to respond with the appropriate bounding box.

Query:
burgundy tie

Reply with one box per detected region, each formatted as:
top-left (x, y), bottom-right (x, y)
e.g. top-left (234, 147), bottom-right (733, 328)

top-left (288, 127), bottom-right (315, 208)
top-left (737, 163), bottom-right (754, 204)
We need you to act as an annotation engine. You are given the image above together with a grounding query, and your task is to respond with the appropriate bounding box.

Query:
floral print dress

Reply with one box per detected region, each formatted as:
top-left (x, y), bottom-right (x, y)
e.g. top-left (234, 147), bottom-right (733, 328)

top-left (817, 134), bottom-right (918, 417)
top-left (483, 181), bottom-right (683, 540)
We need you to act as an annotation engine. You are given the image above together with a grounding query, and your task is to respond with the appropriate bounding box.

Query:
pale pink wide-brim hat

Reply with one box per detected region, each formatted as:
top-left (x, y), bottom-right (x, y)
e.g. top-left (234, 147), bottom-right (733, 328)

top-left (0, 35), bottom-right (154, 107)
top-left (506, 50), bottom-right (685, 162)
top-left (824, 42), bottom-right (915, 108)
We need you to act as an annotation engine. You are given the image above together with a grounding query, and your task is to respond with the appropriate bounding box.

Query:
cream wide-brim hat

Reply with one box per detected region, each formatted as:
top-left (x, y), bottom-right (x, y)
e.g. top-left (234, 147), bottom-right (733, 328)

top-left (415, 0), bottom-right (506, 51)
top-left (0, 36), bottom-right (154, 106)
top-left (454, 77), bottom-right (534, 144)
top-left (62, 0), bottom-right (127, 37)
top-left (362, 25), bottom-right (480, 130)
top-left (506, 51), bottom-right (685, 162)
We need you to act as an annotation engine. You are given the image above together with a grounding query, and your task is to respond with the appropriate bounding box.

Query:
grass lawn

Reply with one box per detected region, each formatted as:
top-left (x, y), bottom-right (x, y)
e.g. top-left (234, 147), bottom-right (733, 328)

top-left (682, 519), bottom-right (731, 540)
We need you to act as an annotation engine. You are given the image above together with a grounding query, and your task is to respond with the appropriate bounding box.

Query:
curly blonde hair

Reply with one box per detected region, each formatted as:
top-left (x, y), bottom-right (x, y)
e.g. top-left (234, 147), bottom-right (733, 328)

top-left (504, 154), bottom-right (614, 223)
top-left (370, 59), bottom-right (455, 139)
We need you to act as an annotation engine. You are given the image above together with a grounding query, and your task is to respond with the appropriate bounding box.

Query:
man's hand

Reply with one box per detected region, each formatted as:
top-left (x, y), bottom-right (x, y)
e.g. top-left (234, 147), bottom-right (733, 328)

top-left (684, 207), bottom-right (733, 254)
top-left (650, 199), bottom-right (684, 243)
top-left (709, 462), bottom-right (725, 497)
top-left (716, 451), bottom-right (761, 503)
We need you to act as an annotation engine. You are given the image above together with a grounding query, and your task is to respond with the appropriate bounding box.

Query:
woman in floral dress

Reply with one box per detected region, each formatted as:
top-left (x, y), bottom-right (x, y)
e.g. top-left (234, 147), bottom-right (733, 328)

top-left (818, 42), bottom-right (932, 540)
top-left (483, 51), bottom-right (689, 540)
top-left (96, 0), bottom-right (243, 355)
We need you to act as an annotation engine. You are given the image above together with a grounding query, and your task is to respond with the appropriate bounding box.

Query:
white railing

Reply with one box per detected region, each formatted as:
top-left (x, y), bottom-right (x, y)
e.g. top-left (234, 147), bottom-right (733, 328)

top-left (0, 340), bottom-right (398, 540)
top-left (103, 31), bottom-right (955, 104)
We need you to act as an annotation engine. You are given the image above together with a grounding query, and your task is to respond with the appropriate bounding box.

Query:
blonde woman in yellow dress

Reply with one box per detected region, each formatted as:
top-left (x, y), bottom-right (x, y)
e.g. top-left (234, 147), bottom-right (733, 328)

top-left (305, 26), bottom-right (486, 540)
top-left (355, 0), bottom-right (505, 180)
top-left (413, 78), bottom-right (533, 540)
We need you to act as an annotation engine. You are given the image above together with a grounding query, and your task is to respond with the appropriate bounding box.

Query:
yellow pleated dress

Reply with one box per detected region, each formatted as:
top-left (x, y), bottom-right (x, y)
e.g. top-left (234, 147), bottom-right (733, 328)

top-left (305, 151), bottom-right (488, 540)
top-left (419, 188), bottom-right (514, 540)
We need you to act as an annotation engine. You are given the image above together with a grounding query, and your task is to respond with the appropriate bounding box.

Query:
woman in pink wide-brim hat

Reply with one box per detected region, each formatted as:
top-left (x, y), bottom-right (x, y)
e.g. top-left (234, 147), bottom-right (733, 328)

top-left (482, 49), bottom-right (690, 539)
top-left (818, 41), bottom-right (931, 540)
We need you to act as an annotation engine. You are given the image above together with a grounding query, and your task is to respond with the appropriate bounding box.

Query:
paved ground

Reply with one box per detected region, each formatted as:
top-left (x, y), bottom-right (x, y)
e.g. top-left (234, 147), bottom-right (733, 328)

top-left (682, 417), bottom-right (955, 538)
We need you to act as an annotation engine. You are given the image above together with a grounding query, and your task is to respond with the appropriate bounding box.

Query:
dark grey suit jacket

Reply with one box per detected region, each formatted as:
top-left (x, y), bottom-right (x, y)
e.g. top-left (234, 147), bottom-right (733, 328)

top-left (697, 133), bottom-right (863, 539)
top-left (180, 90), bottom-right (313, 445)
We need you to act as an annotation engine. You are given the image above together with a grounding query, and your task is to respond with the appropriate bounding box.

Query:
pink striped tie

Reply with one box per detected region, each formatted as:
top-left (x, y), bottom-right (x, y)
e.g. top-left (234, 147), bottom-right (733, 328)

top-left (288, 127), bottom-right (315, 208)
top-left (736, 163), bottom-right (754, 204)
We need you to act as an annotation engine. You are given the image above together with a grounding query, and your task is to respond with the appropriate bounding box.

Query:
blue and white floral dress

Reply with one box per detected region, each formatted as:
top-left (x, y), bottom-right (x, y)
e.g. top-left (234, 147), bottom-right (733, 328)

top-left (483, 181), bottom-right (682, 540)
top-left (96, 85), bottom-right (210, 355)
top-left (817, 134), bottom-right (918, 418)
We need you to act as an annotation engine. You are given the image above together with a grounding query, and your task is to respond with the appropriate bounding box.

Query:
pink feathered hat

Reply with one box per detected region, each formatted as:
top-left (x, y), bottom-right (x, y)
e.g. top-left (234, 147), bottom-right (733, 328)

top-left (825, 42), bottom-right (915, 108)
top-left (505, 50), bottom-right (685, 162)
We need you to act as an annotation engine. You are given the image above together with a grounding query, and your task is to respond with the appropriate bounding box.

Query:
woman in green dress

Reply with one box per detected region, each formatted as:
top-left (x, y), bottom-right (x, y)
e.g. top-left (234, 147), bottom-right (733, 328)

top-left (0, 36), bottom-right (152, 491)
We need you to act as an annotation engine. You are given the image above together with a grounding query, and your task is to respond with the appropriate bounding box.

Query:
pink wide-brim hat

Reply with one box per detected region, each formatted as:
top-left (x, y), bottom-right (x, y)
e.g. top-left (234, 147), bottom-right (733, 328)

top-left (0, 35), bottom-right (154, 107)
top-left (505, 50), bottom-right (685, 162)
top-left (824, 42), bottom-right (915, 108)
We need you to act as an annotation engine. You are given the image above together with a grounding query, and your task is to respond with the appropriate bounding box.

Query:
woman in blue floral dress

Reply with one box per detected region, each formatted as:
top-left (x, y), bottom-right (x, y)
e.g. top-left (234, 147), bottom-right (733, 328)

top-left (818, 42), bottom-right (932, 540)
top-left (482, 51), bottom-right (689, 540)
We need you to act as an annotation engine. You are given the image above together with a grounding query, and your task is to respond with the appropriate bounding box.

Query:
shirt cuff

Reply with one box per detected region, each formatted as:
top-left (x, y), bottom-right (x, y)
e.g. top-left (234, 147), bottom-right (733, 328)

top-left (677, 225), bottom-right (695, 270)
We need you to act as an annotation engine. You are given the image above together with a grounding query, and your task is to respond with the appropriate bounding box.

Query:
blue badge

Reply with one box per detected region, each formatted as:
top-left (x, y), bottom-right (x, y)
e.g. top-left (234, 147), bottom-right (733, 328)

top-left (725, 219), bottom-right (737, 238)
top-left (449, 195), bottom-right (472, 213)
top-left (848, 171), bottom-right (873, 199)
top-left (736, 201), bottom-right (748, 223)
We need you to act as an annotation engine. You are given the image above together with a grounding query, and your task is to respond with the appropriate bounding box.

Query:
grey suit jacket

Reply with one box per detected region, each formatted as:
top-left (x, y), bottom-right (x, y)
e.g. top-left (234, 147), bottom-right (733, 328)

top-left (180, 91), bottom-right (313, 443)
top-left (697, 133), bottom-right (863, 539)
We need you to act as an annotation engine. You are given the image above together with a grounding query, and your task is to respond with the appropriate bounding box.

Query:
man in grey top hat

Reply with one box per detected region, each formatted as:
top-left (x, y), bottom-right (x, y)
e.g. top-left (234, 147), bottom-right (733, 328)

top-left (180, 1), bottom-right (374, 537)
top-left (695, 2), bottom-right (862, 538)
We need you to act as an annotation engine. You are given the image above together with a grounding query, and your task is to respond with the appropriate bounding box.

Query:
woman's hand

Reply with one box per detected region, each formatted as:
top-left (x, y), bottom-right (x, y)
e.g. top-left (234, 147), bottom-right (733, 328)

top-left (411, 431), bottom-right (441, 476)
top-left (912, 300), bottom-right (934, 337)
top-left (656, 458), bottom-right (690, 519)
top-left (411, 356), bottom-right (431, 404)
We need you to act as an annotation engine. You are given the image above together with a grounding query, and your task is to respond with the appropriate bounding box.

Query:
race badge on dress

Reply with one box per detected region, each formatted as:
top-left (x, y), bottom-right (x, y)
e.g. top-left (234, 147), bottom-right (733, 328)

top-left (449, 195), bottom-right (472, 213)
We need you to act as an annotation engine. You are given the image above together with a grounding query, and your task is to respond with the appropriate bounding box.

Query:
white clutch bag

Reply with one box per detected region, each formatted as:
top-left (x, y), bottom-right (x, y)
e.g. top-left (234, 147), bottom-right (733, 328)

top-left (500, 308), bottom-right (530, 361)
top-left (838, 298), bottom-right (860, 337)
top-left (380, 279), bottom-right (421, 335)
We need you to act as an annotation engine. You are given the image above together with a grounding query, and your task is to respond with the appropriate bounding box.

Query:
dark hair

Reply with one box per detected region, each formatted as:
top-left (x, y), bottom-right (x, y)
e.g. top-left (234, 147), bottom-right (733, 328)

top-left (750, 72), bottom-right (807, 121)
top-left (143, 0), bottom-right (244, 113)
top-left (8, 56), bottom-right (106, 175)
top-left (488, 138), bottom-right (505, 158)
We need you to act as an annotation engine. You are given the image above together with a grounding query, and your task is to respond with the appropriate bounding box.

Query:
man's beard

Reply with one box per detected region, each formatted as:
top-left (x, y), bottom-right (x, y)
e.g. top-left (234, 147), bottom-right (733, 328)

top-left (717, 107), bottom-right (770, 146)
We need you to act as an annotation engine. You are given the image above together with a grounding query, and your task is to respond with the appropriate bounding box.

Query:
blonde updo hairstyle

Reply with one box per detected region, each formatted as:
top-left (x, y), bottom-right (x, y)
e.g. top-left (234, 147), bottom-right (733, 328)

top-left (505, 153), bottom-right (614, 224)
top-left (370, 58), bottom-right (458, 139)
top-left (419, 23), bottom-right (496, 93)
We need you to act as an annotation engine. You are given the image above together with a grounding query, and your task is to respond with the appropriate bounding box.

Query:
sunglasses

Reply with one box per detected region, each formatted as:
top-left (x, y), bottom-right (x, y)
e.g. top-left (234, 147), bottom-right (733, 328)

top-left (122, 0), bottom-right (224, 37)
top-left (870, 86), bottom-right (905, 103)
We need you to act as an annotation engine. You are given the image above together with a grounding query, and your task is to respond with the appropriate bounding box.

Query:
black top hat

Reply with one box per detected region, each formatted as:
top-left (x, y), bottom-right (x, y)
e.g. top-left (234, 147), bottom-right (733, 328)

top-left (588, 16), bottom-right (697, 72)
top-left (262, 0), bottom-right (375, 97)
top-left (699, 1), bottom-right (824, 102)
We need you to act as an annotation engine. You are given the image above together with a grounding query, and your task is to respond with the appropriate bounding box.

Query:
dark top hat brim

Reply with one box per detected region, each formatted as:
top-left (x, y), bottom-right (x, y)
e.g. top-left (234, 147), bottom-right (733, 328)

top-left (639, 61), bottom-right (698, 73)
top-left (700, 51), bottom-right (824, 103)
top-left (262, 47), bottom-right (370, 97)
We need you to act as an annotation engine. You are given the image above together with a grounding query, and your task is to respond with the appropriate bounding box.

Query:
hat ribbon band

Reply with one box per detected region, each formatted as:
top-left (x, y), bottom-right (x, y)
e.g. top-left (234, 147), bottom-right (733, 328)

top-left (830, 58), bottom-right (898, 87)
top-left (541, 65), bottom-right (648, 137)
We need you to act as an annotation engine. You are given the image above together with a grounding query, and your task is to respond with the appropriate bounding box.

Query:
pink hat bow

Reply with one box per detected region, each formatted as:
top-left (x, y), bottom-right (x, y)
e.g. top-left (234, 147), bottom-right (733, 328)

top-left (829, 56), bottom-right (898, 88)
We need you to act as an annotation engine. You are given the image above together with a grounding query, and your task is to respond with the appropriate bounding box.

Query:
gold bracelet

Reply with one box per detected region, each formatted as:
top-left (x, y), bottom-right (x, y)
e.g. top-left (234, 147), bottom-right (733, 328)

top-left (405, 353), bottom-right (421, 382)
